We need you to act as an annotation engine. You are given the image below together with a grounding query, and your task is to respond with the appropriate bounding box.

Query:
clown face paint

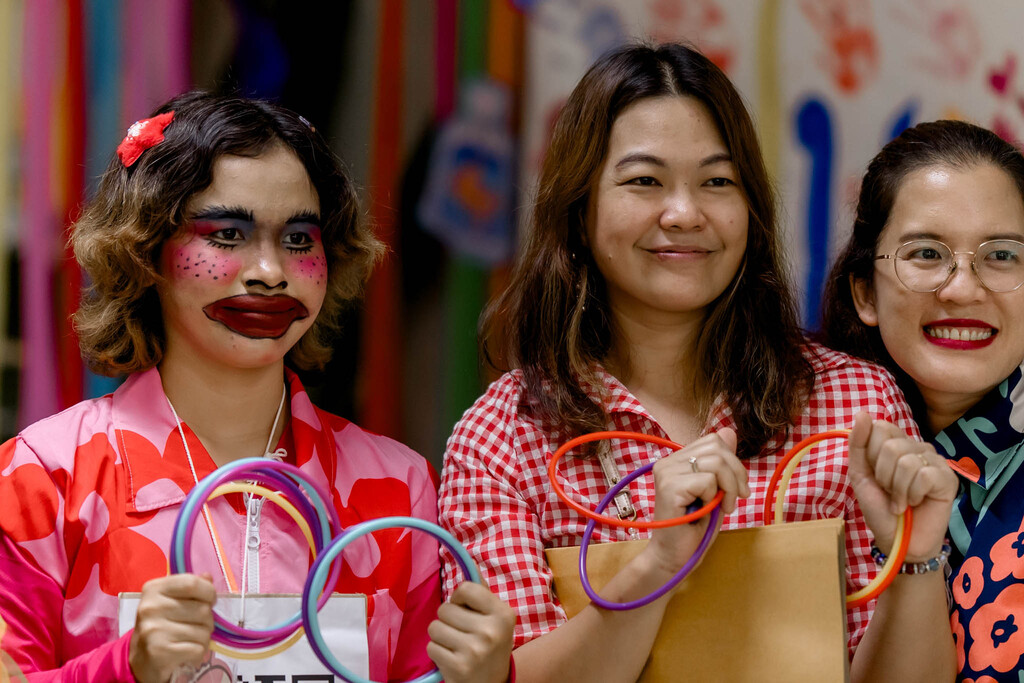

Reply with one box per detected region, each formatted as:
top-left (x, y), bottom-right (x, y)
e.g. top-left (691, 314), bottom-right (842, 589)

top-left (158, 144), bottom-right (327, 371)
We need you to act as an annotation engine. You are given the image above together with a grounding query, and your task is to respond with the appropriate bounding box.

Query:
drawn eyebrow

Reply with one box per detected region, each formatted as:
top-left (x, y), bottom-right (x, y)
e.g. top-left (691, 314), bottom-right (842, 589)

top-left (188, 207), bottom-right (321, 225)
top-left (189, 206), bottom-right (255, 222)
top-left (286, 211), bottom-right (321, 225)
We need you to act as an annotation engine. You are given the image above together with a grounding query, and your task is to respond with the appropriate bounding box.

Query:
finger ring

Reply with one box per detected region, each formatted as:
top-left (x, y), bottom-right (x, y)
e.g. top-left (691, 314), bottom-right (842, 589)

top-left (916, 452), bottom-right (930, 468)
top-left (689, 456), bottom-right (700, 473)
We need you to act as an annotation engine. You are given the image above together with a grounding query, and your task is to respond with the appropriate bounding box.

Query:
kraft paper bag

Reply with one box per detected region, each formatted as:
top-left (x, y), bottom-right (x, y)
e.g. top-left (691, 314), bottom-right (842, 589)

top-left (545, 518), bottom-right (849, 683)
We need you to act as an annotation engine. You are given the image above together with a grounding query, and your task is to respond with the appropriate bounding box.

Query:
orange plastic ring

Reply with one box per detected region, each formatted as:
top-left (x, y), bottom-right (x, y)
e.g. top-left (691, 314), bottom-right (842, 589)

top-left (548, 430), bottom-right (724, 529)
top-left (761, 430), bottom-right (913, 608)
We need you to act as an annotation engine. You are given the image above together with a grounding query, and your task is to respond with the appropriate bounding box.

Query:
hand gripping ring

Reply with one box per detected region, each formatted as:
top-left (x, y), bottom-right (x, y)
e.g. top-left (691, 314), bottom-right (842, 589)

top-left (302, 516), bottom-right (481, 683)
top-left (549, 431), bottom-right (724, 528)
top-left (761, 430), bottom-right (913, 608)
top-left (580, 461), bottom-right (721, 610)
top-left (171, 457), bottom-right (342, 648)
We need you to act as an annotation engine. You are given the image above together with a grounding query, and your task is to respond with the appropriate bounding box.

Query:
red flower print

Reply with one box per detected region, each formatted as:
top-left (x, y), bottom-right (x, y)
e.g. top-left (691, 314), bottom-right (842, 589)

top-left (990, 518), bottom-right (1024, 582)
top-left (0, 459), bottom-right (59, 542)
top-left (952, 610), bottom-right (965, 673)
top-left (968, 583), bottom-right (1024, 673)
top-left (953, 556), bottom-right (985, 610)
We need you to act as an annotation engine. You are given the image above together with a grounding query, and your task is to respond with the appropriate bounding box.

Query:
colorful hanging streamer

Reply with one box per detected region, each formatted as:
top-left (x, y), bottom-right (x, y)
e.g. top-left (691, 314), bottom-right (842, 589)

top-left (360, 0), bottom-right (405, 439)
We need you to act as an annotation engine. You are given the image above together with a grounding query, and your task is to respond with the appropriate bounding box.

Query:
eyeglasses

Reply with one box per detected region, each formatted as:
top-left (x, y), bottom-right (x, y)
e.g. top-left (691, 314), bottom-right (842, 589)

top-left (875, 239), bottom-right (1024, 293)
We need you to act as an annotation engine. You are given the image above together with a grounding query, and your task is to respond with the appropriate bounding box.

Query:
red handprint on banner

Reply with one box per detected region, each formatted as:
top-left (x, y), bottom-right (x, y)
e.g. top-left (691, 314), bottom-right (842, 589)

top-left (891, 0), bottom-right (980, 80)
top-left (647, 0), bottom-right (736, 73)
top-left (985, 53), bottom-right (1024, 144)
top-left (799, 0), bottom-right (879, 94)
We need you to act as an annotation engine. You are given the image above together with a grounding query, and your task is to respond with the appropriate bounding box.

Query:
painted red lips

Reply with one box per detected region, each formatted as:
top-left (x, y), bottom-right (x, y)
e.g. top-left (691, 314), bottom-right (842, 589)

top-left (203, 294), bottom-right (309, 339)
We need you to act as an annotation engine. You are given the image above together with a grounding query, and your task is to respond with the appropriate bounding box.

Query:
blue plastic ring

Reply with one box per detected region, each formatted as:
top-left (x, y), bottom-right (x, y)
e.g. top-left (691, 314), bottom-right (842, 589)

top-left (302, 516), bottom-right (481, 683)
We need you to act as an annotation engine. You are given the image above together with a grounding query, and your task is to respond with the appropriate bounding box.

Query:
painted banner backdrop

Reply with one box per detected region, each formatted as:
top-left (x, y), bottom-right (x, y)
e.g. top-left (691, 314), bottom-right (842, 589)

top-left (521, 0), bottom-right (1024, 327)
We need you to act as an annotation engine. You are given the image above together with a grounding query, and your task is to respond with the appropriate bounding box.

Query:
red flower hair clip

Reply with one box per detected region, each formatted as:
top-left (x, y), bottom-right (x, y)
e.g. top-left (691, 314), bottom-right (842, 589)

top-left (117, 111), bottom-right (175, 167)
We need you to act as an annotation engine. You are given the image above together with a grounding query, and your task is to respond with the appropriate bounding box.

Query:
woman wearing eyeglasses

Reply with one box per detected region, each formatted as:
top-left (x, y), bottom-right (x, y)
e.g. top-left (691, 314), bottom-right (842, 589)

top-left (821, 119), bottom-right (1024, 681)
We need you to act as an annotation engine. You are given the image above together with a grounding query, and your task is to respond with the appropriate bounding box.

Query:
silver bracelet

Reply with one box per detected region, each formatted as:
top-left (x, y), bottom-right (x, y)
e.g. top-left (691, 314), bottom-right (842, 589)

top-left (871, 542), bottom-right (952, 575)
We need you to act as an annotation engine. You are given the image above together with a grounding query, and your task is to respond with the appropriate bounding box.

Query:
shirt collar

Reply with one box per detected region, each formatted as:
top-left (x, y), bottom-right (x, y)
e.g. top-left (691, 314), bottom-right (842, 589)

top-left (933, 362), bottom-right (1024, 488)
top-left (581, 363), bottom-right (736, 436)
top-left (112, 367), bottom-right (337, 511)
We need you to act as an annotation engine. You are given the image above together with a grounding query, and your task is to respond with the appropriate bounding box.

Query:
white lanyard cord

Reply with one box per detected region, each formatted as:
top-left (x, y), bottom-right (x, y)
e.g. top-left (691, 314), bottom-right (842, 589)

top-left (166, 382), bottom-right (287, 612)
top-left (239, 384), bottom-right (287, 624)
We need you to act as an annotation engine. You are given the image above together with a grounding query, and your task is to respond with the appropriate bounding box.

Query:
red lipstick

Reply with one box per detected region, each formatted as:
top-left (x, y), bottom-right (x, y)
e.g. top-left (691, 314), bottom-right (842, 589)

top-left (203, 295), bottom-right (309, 339)
top-left (923, 318), bottom-right (997, 350)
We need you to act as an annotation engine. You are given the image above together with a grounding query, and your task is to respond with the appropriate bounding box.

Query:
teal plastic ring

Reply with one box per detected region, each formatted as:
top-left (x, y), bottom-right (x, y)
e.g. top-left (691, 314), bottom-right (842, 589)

top-left (302, 516), bottom-right (481, 683)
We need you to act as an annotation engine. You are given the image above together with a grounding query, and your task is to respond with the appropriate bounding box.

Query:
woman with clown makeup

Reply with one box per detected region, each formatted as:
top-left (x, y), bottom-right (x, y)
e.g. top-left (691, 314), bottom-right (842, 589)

top-left (0, 92), bottom-right (514, 683)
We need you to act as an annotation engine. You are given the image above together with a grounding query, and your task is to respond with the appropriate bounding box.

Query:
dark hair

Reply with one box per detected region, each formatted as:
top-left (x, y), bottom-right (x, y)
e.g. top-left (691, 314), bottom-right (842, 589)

top-left (480, 42), bottom-right (813, 459)
top-left (819, 119), bottom-right (1024, 433)
top-left (72, 91), bottom-right (383, 375)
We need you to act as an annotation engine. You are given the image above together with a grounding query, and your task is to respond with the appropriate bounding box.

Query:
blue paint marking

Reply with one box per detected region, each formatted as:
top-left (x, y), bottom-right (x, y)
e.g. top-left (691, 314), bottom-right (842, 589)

top-left (795, 98), bottom-right (834, 330)
top-left (887, 101), bottom-right (919, 141)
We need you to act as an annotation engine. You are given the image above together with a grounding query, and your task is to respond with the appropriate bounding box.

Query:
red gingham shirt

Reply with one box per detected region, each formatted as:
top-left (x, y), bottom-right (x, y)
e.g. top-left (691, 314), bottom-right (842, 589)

top-left (439, 343), bottom-right (919, 659)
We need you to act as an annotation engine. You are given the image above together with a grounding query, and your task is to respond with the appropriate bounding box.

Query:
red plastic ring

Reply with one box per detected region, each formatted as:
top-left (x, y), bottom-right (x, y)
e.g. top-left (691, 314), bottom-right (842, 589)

top-left (548, 430), bottom-right (724, 529)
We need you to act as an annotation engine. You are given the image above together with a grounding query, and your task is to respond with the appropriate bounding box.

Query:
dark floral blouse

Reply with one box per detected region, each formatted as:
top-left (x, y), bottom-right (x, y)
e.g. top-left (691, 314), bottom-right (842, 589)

top-left (934, 362), bottom-right (1024, 682)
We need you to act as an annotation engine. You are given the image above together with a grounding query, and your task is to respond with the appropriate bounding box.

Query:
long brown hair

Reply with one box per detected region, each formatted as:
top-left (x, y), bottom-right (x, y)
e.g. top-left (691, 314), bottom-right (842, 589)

top-left (481, 43), bottom-right (813, 459)
top-left (73, 91), bottom-right (383, 376)
top-left (819, 119), bottom-right (1024, 436)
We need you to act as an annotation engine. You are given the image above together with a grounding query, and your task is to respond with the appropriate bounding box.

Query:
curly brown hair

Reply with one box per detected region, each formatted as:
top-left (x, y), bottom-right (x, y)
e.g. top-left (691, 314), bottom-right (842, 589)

top-left (480, 43), bottom-right (814, 460)
top-left (72, 91), bottom-right (383, 376)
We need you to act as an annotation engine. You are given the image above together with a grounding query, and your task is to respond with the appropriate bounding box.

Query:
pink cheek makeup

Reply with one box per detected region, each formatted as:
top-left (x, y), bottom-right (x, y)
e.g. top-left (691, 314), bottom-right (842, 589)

top-left (166, 240), bottom-right (242, 284)
top-left (290, 253), bottom-right (328, 286)
top-left (285, 225), bottom-right (327, 286)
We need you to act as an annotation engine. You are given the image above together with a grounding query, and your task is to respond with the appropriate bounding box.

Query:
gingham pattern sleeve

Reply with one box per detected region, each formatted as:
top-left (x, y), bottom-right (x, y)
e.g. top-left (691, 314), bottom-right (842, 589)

top-left (439, 373), bottom-right (567, 646)
top-left (439, 346), bottom-right (922, 657)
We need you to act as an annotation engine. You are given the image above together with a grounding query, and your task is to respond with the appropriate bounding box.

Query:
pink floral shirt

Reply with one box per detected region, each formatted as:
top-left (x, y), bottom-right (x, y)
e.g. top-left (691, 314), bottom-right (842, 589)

top-left (0, 368), bottom-right (440, 682)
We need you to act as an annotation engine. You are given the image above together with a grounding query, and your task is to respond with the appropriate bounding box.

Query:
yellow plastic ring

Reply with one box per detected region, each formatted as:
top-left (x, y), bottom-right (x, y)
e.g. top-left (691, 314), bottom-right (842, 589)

top-left (210, 626), bottom-right (305, 660)
top-left (772, 434), bottom-right (909, 606)
top-left (202, 482), bottom-right (317, 660)
top-left (847, 512), bottom-right (906, 605)
top-left (210, 482), bottom-right (317, 554)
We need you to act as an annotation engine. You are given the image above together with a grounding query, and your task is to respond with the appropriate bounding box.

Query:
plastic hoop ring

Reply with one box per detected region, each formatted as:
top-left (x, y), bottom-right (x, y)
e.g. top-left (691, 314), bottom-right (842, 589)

top-left (178, 467), bottom-right (325, 645)
top-left (549, 431), bottom-right (724, 528)
top-left (210, 483), bottom-right (316, 554)
top-left (302, 517), bottom-right (481, 683)
top-left (210, 626), bottom-right (306, 660)
top-left (199, 482), bottom-right (320, 651)
top-left (761, 431), bottom-right (850, 525)
top-left (761, 431), bottom-right (913, 608)
top-left (579, 461), bottom-right (721, 610)
top-left (847, 510), bottom-right (910, 608)
top-left (171, 458), bottom-right (343, 645)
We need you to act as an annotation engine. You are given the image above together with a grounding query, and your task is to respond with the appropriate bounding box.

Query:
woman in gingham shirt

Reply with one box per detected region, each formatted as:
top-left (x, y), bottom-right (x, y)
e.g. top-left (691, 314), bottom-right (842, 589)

top-left (439, 43), bottom-right (957, 683)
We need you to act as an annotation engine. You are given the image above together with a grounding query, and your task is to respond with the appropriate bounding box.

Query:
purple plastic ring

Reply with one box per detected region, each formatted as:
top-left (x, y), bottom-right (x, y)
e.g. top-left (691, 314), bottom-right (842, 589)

top-left (171, 458), bottom-right (343, 645)
top-left (181, 469), bottom-right (327, 645)
top-left (578, 461), bottom-right (721, 610)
